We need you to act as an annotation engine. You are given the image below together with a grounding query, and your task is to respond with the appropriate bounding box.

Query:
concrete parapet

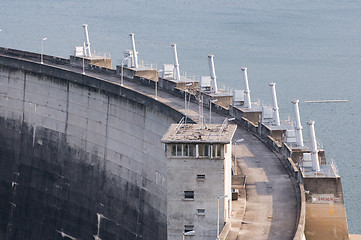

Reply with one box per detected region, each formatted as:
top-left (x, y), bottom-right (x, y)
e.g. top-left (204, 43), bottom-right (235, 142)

top-left (158, 77), bottom-right (177, 93)
top-left (219, 221), bottom-right (232, 240)
top-left (0, 46), bottom-right (70, 65)
top-left (70, 55), bottom-right (114, 71)
top-left (293, 184), bottom-right (307, 240)
top-left (116, 65), bottom-right (159, 83)
top-left (236, 117), bottom-right (258, 134)
top-left (230, 105), bottom-right (262, 126)
top-left (259, 122), bottom-right (286, 144)
top-left (202, 92), bottom-right (232, 109)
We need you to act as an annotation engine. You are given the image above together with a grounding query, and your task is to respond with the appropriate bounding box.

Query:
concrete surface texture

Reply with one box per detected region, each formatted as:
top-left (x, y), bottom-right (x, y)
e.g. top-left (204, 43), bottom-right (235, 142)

top-left (233, 127), bottom-right (298, 239)
top-left (305, 204), bottom-right (348, 240)
top-left (0, 62), bottom-right (175, 239)
top-left (0, 52), bottom-right (299, 240)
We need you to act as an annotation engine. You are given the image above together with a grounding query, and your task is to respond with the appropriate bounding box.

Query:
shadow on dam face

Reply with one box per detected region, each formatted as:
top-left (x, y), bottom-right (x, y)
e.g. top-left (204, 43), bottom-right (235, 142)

top-left (0, 62), bottom-right (177, 239)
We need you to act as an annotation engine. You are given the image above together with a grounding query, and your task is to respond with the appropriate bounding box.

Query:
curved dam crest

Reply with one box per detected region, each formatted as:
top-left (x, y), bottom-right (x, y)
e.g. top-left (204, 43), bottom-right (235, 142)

top-left (0, 57), bottom-right (182, 239)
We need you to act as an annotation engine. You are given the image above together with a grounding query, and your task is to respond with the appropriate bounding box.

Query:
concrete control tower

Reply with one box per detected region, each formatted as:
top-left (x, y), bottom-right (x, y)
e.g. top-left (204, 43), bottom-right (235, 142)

top-left (162, 123), bottom-right (237, 240)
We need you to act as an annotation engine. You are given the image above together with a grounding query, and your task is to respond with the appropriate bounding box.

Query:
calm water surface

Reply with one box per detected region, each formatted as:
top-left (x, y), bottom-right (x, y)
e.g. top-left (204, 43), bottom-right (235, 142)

top-left (1, 0), bottom-right (360, 234)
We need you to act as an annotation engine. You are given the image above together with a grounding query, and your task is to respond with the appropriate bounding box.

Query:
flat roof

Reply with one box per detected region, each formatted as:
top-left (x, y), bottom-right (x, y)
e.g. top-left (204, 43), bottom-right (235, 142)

top-left (301, 164), bottom-right (339, 178)
top-left (207, 91), bottom-right (233, 97)
top-left (235, 105), bottom-right (263, 113)
top-left (161, 123), bottom-right (237, 144)
top-left (263, 120), bottom-right (294, 131)
top-left (162, 76), bottom-right (196, 83)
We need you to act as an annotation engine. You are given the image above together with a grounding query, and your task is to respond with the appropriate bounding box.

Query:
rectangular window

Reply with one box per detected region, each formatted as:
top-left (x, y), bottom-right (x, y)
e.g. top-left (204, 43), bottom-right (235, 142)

top-left (198, 144), bottom-right (209, 157)
top-left (177, 144), bottom-right (182, 156)
top-left (203, 144), bottom-right (209, 157)
top-left (197, 209), bottom-right (206, 215)
top-left (171, 144), bottom-right (195, 157)
top-left (187, 144), bottom-right (194, 157)
top-left (212, 144), bottom-right (222, 158)
top-left (184, 191), bottom-right (194, 200)
top-left (184, 225), bottom-right (195, 234)
top-left (217, 144), bottom-right (222, 157)
top-left (196, 174), bottom-right (205, 181)
top-left (183, 144), bottom-right (188, 156)
top-left (171, 144), bottom-right (177, 156)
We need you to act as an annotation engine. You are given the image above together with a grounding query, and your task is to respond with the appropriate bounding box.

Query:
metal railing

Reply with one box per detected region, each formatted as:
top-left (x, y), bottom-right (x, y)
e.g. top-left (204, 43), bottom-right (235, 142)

top-left (175, 117), bottom-right (185, 134)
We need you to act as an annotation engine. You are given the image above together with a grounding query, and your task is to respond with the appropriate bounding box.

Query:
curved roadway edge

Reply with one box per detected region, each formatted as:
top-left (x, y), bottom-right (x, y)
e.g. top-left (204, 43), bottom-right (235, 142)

top-left (0, 50), bottom-right (301, 240)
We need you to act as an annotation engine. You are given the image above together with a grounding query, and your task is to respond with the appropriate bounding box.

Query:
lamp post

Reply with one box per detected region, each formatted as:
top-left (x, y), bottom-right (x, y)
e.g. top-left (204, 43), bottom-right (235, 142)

top-left (234, 139), bottom-right (244, 175)
top-left (184, 83), bottom-right (192, 117)
top-left (209, 99), bottom-right (218, 124)
top-left (217, 195), bottom-right (228, 240)
top-left (182, 230), bottom-right (195, 240)
top-left (41, 37), bottom-right (47, 64)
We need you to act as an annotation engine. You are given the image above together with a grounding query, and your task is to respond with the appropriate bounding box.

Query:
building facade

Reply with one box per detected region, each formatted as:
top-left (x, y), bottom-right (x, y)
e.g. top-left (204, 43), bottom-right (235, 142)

top-left (162, 123), bottom-right (236, 240)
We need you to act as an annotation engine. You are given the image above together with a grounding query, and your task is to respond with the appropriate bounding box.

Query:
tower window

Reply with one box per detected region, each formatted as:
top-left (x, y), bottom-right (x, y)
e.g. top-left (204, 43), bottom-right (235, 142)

top-left (212, 144), bottom-right (222, 158)
top-left (184, 191), bottom-right (194, 200)
top-left (184, 225), bottom-right (195, 234)
top-left (197, 209), bottom-right (206, 215)
top-left (171, 144), bottom-right (195, 157)
top-left (198, 144), bottom-right (210, 157)
top-left (196, 174), bottom-right (205, 181)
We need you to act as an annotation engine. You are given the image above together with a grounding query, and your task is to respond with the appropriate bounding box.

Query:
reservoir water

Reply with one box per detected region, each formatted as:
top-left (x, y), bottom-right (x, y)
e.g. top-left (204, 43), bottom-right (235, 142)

top-left (1, 0), bottom-right (360, 234)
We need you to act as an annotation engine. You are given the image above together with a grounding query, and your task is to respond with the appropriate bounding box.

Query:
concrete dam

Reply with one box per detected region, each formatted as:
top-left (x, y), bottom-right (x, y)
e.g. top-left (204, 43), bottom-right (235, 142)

top-left (0, 50), bottom-right (186, 239)
top-left (0, 47), bottom-right (356, 240)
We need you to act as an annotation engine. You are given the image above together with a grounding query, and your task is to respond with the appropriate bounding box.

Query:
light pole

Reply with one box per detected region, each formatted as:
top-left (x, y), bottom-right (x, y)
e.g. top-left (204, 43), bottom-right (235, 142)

top-left (234, 139), bottom-right (244, 175)
top-left (184, 83), bottom-right (192, 117)
top-left (217, 195), bottom-right (228, 240)
top-left (182, 230), bottom-right (195, 240)
top-left (209, 99), bottom-right (218, 124)
top-left (41, 37), bottom-right (47, 64)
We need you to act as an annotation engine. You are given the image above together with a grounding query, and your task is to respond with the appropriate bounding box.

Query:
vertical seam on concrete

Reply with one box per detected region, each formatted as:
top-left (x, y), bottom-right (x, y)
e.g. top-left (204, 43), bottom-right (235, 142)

top-left (85, 88), bottom-right (89, 151)
top-left (7, 67), bottom-right (10, 84)
top-left (21, 70), bottom-right (27, 123)
top-left (103, 95), bottom-right (110, 167)
top-left (64, 81), bottom-right (70, 142)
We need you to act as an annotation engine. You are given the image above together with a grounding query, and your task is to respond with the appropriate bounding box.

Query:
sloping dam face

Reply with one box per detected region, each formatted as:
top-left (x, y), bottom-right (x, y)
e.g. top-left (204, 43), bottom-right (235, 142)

top-left (0, 56), bottom-right (182, 239)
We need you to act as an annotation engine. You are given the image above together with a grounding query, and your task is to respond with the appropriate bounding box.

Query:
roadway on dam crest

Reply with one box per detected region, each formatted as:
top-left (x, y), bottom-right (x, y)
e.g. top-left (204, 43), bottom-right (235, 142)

top-left (0, 54), bottom-right (298, 239)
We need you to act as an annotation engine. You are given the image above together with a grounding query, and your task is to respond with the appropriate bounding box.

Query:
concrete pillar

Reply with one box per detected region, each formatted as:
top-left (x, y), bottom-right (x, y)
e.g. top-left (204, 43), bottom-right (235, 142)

top-left (292, 99), bottom-right (304, 147)
top-left (241, 67), bottom-right (251, 109)
top-left (208, 54), bottom-right (218, 93)
top-left (83, 24), bottom-right (91, 57)
top-left (269, 82), bottom-right (280, 126)
top-left (307, 120), bottom-right (320, 172)
top-left (129, 33), bottom-right (138, 68)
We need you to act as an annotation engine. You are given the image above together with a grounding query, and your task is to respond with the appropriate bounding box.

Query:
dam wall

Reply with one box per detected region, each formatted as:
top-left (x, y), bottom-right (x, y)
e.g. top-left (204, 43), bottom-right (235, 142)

top-left (0, 47), bottom-right (352, 239)
top-left (0, 55), bottom-right (185, 239)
